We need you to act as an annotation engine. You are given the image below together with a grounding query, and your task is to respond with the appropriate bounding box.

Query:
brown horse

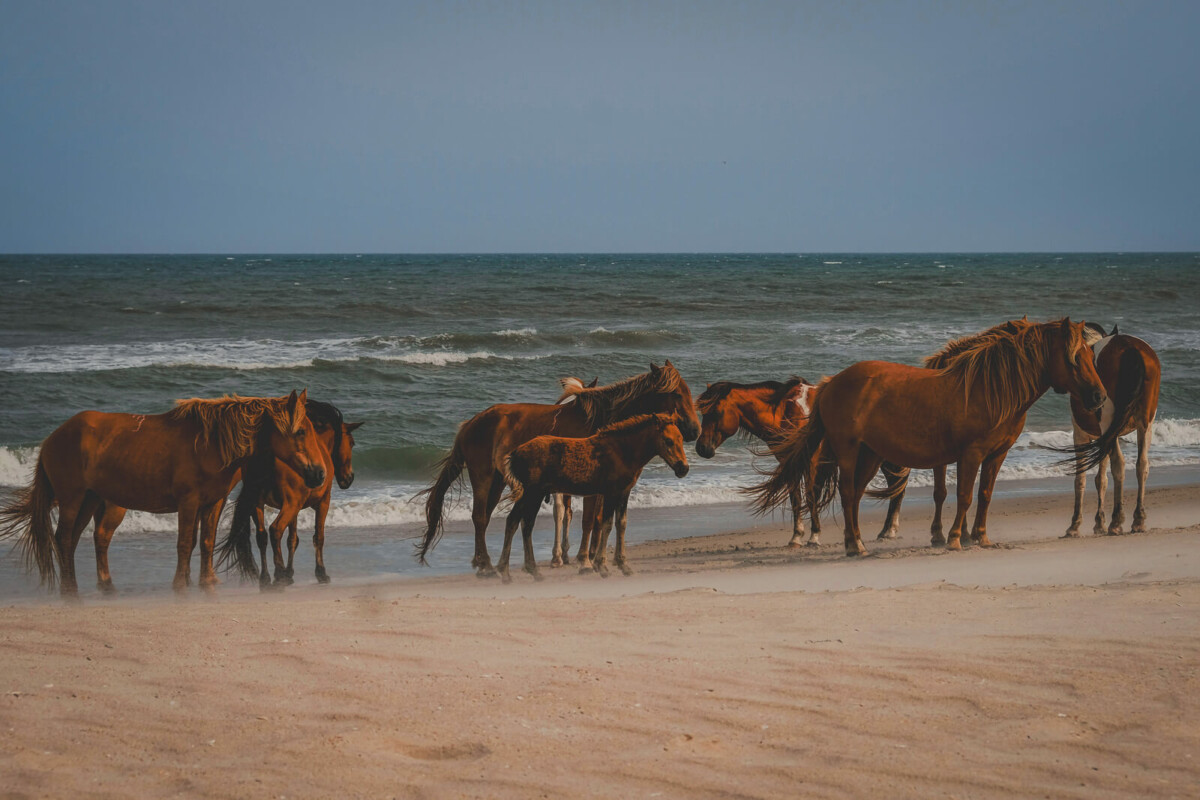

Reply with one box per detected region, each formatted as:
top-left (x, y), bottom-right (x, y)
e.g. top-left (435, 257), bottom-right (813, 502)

top-left (216, 400), bottom-right (362, 587)
top-left (749, 319), bottom-right (1108, 556)
top-left (695, 377), bottom-right (912, 547)
top-left (0, 391), bottom-right (325, 597)
top-left (500, 413), bottom-right (690, 581)
top-left (416, 362), bottom-right (700, 575)
top-left (1065, 325), bottom-right (1162, 537)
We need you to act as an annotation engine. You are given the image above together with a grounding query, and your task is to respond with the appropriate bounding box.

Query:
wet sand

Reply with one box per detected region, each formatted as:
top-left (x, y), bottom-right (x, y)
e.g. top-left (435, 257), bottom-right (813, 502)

top-left (1, 483), bottom-right (1199, 798)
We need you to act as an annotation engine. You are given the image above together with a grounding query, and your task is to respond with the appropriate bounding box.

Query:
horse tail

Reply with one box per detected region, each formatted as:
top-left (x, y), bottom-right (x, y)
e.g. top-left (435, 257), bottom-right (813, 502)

top-left (216, 456), bottom-right (272, 580)
top-left (745, 403), bottom-right (837, 518)
top-left (1061, 347), bottom-right (1147, 473)
top-left (555, 376), bottom-right (585, 404)
top-left (501, 454), bottom-right (525, 504)
top-left (414, 436), bottom-right (467, 564)
top-left (866, 464), bottom-right (911, 501)
top-left (0, 456), bottom-right (60, 588)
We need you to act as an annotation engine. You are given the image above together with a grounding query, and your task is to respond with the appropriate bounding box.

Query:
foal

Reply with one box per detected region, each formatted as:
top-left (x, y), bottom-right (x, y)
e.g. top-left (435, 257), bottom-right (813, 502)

top-left (500, 414), bottom-right (690, 582)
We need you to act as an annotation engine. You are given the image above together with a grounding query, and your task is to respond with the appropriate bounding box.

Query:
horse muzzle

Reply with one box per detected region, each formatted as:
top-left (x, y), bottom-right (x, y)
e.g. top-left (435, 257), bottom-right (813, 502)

top-left (695, 440), bottom-right (716, 459)
top-left (672, 462), bottom-right (690, 478)
top-left (302, 465), bottom-right (326, 489)
top-left (1086, 389), bottom-right (1107, 413)
top-left (337, 470), bottom-right (354, 490)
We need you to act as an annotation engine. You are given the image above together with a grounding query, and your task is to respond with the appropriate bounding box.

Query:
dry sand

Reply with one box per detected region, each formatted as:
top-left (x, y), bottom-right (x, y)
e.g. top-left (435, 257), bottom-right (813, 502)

top-left (2, 484), bottom-right (1199, 799)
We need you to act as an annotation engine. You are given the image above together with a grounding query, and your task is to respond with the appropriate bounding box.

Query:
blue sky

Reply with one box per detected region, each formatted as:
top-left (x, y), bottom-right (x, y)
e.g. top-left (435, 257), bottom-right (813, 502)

top-left (2, 1), bottom-right (1198, 253)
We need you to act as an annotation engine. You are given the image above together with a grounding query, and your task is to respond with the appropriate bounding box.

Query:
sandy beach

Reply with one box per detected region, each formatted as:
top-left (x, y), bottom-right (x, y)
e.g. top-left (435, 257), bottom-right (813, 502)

top-left (1, 482), bottom-right (1198, 799)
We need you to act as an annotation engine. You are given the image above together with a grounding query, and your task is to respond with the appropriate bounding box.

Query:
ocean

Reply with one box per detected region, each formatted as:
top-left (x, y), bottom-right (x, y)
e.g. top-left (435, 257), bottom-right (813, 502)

top-left (2, 253), bottom-right (1198, 594)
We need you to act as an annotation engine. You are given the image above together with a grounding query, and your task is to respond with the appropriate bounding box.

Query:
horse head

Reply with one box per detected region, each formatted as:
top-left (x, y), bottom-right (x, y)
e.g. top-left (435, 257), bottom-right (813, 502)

top-left (266, 390), bottom-right (327, 489)
top-left (653, 417), bottom-right (690, 478)
top-left (332, 421), bottom-right (363, 489)
top-left (695, 382), bottom-right (738, 459)
top-left (653, 360), bottom-right (701, 443)
top-left (1047, 319), bottom-right (1107, 413)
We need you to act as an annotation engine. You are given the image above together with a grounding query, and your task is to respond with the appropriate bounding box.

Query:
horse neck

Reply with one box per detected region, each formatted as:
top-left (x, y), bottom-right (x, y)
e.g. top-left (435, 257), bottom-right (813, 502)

top-left (962, 335), bottom-right (1052, 426)
top-left (605, 425), bottom-right (662, 472)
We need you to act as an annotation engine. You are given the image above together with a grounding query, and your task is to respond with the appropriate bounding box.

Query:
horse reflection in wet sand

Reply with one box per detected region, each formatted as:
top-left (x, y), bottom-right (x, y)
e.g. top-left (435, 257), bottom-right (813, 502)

top-left (750, 319), bottom-right (1108, 556)
top-left (499, 414), bottom-right (690, 582)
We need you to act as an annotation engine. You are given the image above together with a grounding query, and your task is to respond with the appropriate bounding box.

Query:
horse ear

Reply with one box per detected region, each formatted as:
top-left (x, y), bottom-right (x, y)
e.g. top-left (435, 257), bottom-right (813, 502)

top-left (587, 377), bottom-right (598, 388)
top-left (289, 389), bottom-right (308, 433)
top-left (345, 421), bottom-right (364, 432)
top-left (649, 363), bottom-right (661, 374)
top-left (1111, 324), bottom-right (1119, 336)
top-left (664, 359), bottom-right (674, 369)
top-left (706, 383), bottom-right (712, 390)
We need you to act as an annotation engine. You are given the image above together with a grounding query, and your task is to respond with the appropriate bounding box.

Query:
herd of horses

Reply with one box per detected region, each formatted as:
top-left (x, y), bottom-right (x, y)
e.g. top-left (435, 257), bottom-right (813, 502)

top-left (0, 317), bottom-right (1162, 598)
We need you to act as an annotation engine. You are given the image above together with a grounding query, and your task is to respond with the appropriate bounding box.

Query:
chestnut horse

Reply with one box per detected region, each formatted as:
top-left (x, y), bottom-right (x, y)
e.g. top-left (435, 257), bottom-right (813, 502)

top-left (749, 319), bottom-right (1108, 556)
top-left (695, 377), bottom-right (911, 547)
top-left (0, 391), bottom-right (325, 597)
top-left (1065, 325), bottom-right (1162, 536)
top-left (216, 400), bottom-right (362, 587)
top-left (500, 413), bottom-right (690, 581)
top-left (416, 362), bottom-right (700, 575)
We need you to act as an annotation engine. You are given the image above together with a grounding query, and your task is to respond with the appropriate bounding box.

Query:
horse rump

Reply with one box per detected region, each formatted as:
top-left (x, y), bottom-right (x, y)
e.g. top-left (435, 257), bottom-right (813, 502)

top-left (1055, 345), bottom-right (1149, 473)
top-left (745, 404), bottom-right (838, 519)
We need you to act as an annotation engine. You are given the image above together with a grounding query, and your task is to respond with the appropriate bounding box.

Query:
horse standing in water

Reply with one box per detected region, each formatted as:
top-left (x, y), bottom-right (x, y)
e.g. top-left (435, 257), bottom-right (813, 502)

top-left (216, 400), bottom-right (363, 587)
top-left (0, 391), bottom-right (325, 597)
top-left (749, 319), bottom-right (1108, 556)
top-left (500, 414), bottom-right (690, 581)
top-left (1065, 325), bottom-right (1162, 537)
top-left (416, 362), bottom-right (700, 575)
top-left (695, 377), bottom-right (911, 546)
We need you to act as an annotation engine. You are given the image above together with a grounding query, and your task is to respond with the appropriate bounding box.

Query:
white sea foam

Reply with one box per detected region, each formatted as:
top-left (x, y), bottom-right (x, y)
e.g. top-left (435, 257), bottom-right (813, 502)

top-left (495, 328), bottom-right (537, 337)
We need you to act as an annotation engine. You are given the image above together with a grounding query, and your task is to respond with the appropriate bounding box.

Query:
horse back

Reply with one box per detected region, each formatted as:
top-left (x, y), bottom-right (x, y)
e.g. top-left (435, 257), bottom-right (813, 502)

top-left (457, 401), bottom-right (592, 473)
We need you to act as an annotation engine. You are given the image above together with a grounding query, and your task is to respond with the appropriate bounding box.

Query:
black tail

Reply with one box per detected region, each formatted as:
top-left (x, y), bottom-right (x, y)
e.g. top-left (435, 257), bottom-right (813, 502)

top-left (1059, 347), bottom-right (1147, 473)
top-left (0, 457), bottom-right (59, 588)
top-left (865, 464), bottom-right (911, 501)
top-left (414, 437), bottom-right (467, 564)
top-left (216, 453), bottom-right (273, 580)
top-left (745, 405), bottom-right (837, 519)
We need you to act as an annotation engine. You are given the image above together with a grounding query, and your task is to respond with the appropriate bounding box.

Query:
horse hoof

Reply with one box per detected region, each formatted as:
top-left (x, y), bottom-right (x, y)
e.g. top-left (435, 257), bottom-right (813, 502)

top-left (618, 564), bottom-right (634, 577)
top-left (476, 566), bottom-right (497, 579)
top-left (550, 556), bottom-right (564, 567)
top-left (597, 567), bottom-right (610, 578)
top-left (528, 569), bottom-right (545, 582)
top-left (97, 581), bottom-right (117, 596)
top-left (805, 540), bottom-right (822, 548)
top-left (1132, 520), bottom-right (1147, 533)
top-left (274, 575), bottom-right (294, 587)
top-left (945, 539), bottom-right (962, 552)
top-left (845, 548), bottom-right (867, 558)
top-left (316, 571), bottom-right (331, 584)
top-left (1062, 528), bottom-right (1081, 538)
top-left (500, 572), bottom-right (513, 584)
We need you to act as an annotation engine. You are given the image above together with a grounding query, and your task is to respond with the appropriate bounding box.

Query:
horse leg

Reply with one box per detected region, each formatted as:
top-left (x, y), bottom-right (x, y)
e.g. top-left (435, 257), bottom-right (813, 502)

top-left (611, 495), bottom-right (634, 576)
top-left (1131, 423), bottom-right (1153, 532)
top-left (197, 500), bottom-right (225, 591)
top-left (55, 491), bottom-right (97, 600)
top-left (173, 501), bottom-right (201, 593)
top-left (969, 449), bottom-right (1009, 547)
top-left (1093, 443), bottom-right (1111, 535)
top-left (551, 494), bottom-right (572, 567)
top-left (497, 499), bottom-right (524, 584)
top-left (835, 448), bottom-right (867, 557)
top-left (930, 465), bottom-right (948, 546)
top-left (946, 455), bottom-right (982, 551)
top-left (313, 494), bottom-right (331, 584)
top-left (785, 484), bottom-right (809, 548)
top-left (520, 499), bottom-right (543, 581)
top-left (254, 505), bottom-right (272, 587)
top-left (589, 500), bottom-right (617, 578)
top-left (470, 473), bottom-right (504, 576)
top-left (586, 497), bottom-right (604, 561)
top-left (1065, 424), bottom-right (1089, 537)
top-left (844, 449), bottom-right (881, 557)
top-left (1107, 439), bottom-right (1127, 534)
top-left (93, 503), bottom-right (126, 595)
top-left (575, 495), bottom-right (600, 570)
top-left (876, 463), bottom-right (905, 541)
top-left (284, 520), bottom-right (299, 579)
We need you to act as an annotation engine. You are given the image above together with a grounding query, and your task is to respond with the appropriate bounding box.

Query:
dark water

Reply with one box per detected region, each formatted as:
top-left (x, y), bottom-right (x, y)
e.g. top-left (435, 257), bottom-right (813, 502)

top-left (1, 253), bottom-right (1198, 595)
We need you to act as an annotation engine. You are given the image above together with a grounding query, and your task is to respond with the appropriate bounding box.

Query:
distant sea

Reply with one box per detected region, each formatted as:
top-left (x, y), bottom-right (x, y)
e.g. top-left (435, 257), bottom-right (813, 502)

top-left (2, 254), bottom-right (1198, 593)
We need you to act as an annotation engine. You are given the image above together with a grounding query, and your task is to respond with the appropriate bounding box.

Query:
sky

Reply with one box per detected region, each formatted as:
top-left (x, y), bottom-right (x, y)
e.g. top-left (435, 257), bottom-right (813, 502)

top-left (1, 0), bottom-right (1198, 253)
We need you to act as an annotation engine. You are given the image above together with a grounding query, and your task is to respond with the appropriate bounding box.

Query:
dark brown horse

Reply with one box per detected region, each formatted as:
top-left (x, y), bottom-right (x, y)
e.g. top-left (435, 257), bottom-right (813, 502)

top-left (500, 413), bottom-right (690, 581)
top-left (216, 400), bottom-right (362, 587)
top-left (695, 377), bottom-right (912, 547)
top-left (1065, 325), bottom-right (1162, 537)
top-left (0, 391), bottom-right (325, 597)
top-left (416, 362), bottom-right (700, 575)
top-left (749, 319), bottom-right (1107, 556)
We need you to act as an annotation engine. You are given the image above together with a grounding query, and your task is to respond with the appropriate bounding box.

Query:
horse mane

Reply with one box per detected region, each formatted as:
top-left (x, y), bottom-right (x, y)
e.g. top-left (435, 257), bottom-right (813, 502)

top-left (169, 394), bottom-right (303, 467)
top-left (696, 376), bottom-right (807, 415)
top-left (305, 399), bottom-right (344, 465)
top-left (924, 318), bottom-right (1078, 419)
top-left (594, 412), bottom-right (676, 436)
top-left (558, 364), bottom-right (685, 428)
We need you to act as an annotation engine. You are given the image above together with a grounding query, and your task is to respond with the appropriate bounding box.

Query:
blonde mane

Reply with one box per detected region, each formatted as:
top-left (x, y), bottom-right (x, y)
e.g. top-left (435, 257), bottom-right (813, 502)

top-left (925, 318), bottom-right (1079, 419)
top-left (557, 364), bottom-right (685, 428)
top-left (594, 412), bottom-right (676, 436)
top-left (169, 394), bottom-right (303, 467)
